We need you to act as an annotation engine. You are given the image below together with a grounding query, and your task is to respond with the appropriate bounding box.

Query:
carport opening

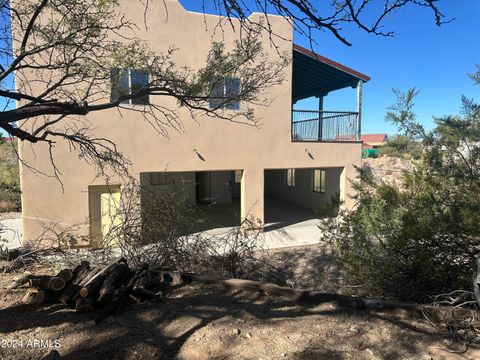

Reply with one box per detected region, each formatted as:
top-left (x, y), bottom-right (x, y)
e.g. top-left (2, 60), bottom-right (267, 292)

top-left (264, 167), bottom-right (342, 230)
top-left (140, 170), bottom-right (242, 232)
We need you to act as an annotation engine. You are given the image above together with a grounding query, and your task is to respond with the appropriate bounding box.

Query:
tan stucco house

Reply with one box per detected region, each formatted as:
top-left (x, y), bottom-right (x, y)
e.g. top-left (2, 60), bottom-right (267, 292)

top-left (17, 0), bottom-right (369, 247)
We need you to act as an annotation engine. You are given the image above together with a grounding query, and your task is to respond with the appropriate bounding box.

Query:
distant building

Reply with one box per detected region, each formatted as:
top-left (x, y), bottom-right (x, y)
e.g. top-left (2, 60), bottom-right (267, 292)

top-left (361, 134), bottom-right (389, 149)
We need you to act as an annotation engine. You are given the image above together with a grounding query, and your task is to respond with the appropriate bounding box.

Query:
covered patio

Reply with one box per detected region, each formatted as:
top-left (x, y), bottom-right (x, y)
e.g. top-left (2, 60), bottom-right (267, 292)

top-left (291, 44), bottom-right (370, 142)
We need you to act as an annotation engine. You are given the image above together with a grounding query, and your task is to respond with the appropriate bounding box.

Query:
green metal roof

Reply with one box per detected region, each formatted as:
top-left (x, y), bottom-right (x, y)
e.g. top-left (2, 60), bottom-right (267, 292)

top-left (292, 44), bottom-right (370, 102)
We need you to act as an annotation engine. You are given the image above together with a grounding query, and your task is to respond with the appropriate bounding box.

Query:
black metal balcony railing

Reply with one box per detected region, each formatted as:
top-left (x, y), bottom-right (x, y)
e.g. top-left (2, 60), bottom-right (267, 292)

top-left (292, 110), bottom-right (359, 141)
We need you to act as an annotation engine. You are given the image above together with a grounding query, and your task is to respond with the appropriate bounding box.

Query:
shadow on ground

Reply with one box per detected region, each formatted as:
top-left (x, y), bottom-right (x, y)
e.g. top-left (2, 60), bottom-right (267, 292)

top-left (0, 282), bottom-right (470, 360)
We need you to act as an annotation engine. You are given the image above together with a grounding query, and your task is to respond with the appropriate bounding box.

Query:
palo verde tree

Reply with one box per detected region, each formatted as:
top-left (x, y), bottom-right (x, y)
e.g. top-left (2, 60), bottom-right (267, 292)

top-left (0, 0), bottom-right (447, 171)
top-left (321, 70), bottom-right (480, 302)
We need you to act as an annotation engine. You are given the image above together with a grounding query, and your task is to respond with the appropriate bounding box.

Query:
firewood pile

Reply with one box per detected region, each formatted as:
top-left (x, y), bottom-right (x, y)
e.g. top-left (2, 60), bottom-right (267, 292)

top-left (8, 256), bottom-right (454, 324)
top-left (7, 257), bottom-right (178, 322)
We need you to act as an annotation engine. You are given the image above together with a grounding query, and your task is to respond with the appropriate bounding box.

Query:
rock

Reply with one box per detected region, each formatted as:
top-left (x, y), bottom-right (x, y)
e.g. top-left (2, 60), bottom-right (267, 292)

top-left (245, 332), bottom-right (252, 339)
top-left (232, 328), bottom-right (241, 335)
top-left (281, 353), bottom-right (287, 357)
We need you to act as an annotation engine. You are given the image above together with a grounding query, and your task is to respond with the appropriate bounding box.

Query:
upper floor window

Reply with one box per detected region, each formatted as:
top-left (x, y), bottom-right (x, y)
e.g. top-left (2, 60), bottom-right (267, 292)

top-left (286, 169), bottom-right (295, 187)
top-left (111, 68), bottom-right (149, 105)
top-left (313, 169), bottom-right (326, 193)
top-left (209, 78), bottom-right (240, 110)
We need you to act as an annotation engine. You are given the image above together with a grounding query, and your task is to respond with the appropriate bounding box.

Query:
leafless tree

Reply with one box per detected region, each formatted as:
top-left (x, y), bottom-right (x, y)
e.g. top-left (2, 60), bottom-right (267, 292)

top-left (0, 0), bottom-right (447, 171)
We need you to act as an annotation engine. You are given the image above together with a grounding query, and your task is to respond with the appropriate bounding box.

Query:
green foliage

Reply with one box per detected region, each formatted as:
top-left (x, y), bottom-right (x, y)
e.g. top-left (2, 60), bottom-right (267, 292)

top-left (322, 88), bottom-right (480, 302)
top-left (0, 142), bottom-right (21, 211)
top-left (377, 135), bottom-right (422, 159)
top-left (315, 194), bottom-right (341, 218)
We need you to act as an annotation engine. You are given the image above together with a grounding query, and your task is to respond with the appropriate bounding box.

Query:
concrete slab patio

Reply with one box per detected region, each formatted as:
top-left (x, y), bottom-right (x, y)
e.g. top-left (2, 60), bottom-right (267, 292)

top-left (195, 197), bottom-right (324, 249)
top-left (0, 213), bottom-right (22, 249)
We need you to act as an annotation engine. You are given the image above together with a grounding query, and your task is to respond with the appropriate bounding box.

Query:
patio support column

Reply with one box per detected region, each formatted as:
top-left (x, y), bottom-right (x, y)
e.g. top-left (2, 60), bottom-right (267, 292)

top-left (356, 80), bottom-right (363, 140)
top-left (240, 168), bottom-right (264, 229)
top-left (339, 164), bottom-right (358, 211)
top-left (317, 95), bottom-right (324, 140)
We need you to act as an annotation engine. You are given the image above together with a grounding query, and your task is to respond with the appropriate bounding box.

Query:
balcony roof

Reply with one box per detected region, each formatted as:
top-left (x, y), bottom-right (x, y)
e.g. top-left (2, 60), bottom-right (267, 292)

top-left (292, 44), bottom-right (370, 102)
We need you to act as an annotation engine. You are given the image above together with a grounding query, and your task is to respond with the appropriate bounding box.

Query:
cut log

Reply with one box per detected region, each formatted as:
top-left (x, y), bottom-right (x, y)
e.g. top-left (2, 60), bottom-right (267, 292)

top-left (95, 268), bottom-right (149, 324)
top-left (97, 263), bottom-right (132, 302)
top-left (29, 276), bottom-right (66, 292)
top-left (79, 274), bottom-right (106, 299)
top-left (72, 261), bottom-right (91, 282)
top-left (70, 268), bottom-right (101, 304)
top-left (79, 257), bottom-right (127, 299)
top-left (58, 263), bottom-right (93, 306)
top-left (22, 288), bottom-right (46, 305)
top-left (56, 268), bottom-right (74, 282)
top-left (35, 290), bottom-right (47, 305)
top-left (75, 297), bottom-right (95, 313)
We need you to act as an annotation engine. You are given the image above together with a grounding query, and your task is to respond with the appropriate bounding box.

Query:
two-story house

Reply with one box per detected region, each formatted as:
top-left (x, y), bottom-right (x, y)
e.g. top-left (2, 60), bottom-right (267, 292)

top-left (17, 0), bottom-right (369, 247)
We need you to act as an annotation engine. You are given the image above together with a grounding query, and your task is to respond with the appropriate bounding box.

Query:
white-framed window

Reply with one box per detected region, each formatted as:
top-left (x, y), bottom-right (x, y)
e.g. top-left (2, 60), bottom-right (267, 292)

top-left (286, 169), bottom-right (295, 187)
top-left (150, 172), bottom-right (174, 186)
top-left (313, 169), bottom-right (326, 193)
top-left (209, 78), bottom-right (241, 110)
top-left (111, 68), bottom-right (149, 105)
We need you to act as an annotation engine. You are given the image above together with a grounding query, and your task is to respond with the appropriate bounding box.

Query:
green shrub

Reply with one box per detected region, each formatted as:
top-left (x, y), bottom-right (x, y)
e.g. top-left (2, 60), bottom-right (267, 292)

top-left (377, 134), bottom-right (422, 159)
top-left (0, 142), bottom-right (21, 211)
top-left (321, 89), bottom-right (480, 302)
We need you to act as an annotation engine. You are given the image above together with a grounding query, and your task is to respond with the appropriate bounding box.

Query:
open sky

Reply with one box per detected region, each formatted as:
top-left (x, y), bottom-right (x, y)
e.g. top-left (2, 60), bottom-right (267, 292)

top-left (178, 0), bottom-right (480, 135)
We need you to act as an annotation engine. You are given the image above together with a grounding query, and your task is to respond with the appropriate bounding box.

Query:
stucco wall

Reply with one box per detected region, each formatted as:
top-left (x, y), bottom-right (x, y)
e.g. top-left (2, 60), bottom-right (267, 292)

top-left (17, 0), bottom-right (362, 244)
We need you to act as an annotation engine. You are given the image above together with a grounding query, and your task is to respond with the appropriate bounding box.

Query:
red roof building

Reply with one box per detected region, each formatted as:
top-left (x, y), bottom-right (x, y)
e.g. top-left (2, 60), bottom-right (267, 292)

top-left (361, 134), bottom-right (388, 149)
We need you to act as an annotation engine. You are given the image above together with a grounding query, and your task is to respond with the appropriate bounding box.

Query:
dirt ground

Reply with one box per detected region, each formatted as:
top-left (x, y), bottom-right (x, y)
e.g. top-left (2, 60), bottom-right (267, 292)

top-left (1, 266), bottom-right (480, 360)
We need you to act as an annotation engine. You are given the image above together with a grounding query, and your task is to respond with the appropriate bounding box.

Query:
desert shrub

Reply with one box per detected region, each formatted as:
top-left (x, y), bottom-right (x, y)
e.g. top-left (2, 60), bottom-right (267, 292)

top-left (0, 182), bottom-right (21, 211)
top-left (0, 141), bottom-right (21, 211)
top-left (104, 180), bottom-right (267, 279)
top-left (321, 89), bottom-right (480, 302)
top-left (314, 194), bottom-right (341, 218)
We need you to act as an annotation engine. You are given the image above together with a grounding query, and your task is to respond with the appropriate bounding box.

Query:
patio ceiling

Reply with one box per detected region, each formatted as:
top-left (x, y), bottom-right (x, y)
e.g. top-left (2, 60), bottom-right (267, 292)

top-left (292, 44), bottom-right (370, 102)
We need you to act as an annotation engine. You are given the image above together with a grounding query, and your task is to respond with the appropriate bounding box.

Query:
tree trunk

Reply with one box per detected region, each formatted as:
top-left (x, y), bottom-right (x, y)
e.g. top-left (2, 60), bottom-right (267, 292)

top-left (29, 276), bottom-right (66, 292)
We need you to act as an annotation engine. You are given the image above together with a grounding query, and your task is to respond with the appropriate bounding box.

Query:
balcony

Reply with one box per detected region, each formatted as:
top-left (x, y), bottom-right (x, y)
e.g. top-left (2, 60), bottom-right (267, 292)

top-left (292, 110), bottom-right (359, 142)
top-left (291, 44), bottom-right (369, 143)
